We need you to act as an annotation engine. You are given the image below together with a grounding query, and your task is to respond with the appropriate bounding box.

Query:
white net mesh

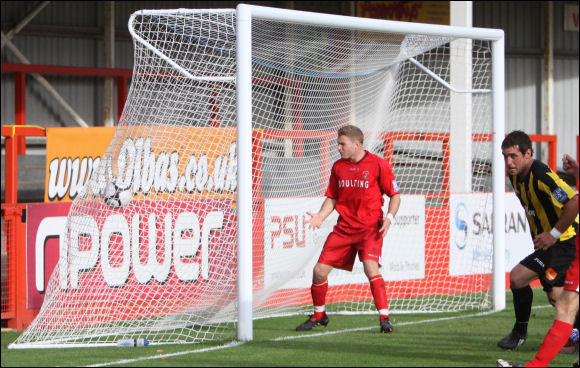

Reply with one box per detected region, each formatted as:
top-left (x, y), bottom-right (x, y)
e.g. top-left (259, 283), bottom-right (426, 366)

top-left (11, 8), bottom-right (496, 348)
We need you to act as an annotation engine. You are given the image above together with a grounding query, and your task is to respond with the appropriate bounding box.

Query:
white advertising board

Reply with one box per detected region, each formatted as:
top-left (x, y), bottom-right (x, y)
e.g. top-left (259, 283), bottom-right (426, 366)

top-left (264, 195), bottom-right (426, 289)
top-left (449, 192), bottom-right (534, 276)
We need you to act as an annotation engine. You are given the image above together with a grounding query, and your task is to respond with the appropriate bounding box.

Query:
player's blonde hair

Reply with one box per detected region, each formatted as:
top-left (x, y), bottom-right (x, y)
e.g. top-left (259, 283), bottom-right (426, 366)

top-left (338, 125), bottom-right (364, 144)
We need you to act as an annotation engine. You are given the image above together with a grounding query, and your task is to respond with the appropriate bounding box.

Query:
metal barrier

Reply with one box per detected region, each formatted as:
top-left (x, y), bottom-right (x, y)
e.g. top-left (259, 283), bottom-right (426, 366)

top-left (1, 203), bottom-right (28, 330)
top-left (1, 63), bottom-right (132, 134)
top-left (2, 125), bottom-right (47, 329)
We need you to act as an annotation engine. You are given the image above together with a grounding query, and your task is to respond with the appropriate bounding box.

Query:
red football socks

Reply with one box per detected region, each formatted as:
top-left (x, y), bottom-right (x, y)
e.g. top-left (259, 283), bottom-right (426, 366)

top-left (370, 275), bottom-right (389, 319)
top-left (311, 279), bottom-right (328, 320)
top-left (525, 319), bottom-right (573, 367)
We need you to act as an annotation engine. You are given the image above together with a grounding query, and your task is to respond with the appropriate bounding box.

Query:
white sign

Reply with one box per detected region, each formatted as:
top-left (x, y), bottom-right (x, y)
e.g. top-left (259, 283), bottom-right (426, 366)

top-left (264, 197), bottom-right (335, 290)
top-left (503, 193), bottom-right (535, 269)
top-left (449, 193), bottom-right (534, 276)
top-left (264, 195), bottom-right (426, 290)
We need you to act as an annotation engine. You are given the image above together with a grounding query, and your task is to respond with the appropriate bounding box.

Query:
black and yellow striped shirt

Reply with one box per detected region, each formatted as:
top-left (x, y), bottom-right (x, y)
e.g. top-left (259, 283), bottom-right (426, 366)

top-left (509, 160), bottom-right (579, 241)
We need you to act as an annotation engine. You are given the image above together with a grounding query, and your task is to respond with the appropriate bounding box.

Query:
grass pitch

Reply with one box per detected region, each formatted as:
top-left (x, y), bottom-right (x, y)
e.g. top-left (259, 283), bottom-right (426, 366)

top-left (1, 288), bottom-right (576, 367)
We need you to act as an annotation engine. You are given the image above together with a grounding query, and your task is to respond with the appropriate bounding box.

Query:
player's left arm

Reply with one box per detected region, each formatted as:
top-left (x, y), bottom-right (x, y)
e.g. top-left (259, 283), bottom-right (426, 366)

top-left (379, 193), bottom-right (401, 237)
top-left (378, 159), bottom-right (401, 237)
top-left (562, 154), bottom-right (579, 178)
top-left (533, 193), bottom-right (578, 250)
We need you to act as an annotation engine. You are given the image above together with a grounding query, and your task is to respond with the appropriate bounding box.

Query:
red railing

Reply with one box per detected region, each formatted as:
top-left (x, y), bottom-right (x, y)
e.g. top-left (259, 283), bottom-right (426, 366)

top-left (2, 125), bottom-right (47, 329)
top-left (1, 203), bottom-right (29, 330)
top-left (1, 125), bottom-right (47, 204)
top-left (1, 62), bottom-right (132, 156)
top-left (529, 134), bottom-right (558, 173)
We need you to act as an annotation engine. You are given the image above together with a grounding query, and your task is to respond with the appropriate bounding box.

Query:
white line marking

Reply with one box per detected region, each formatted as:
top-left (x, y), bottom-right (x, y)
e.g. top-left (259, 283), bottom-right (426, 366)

top-left (86, 304), bottom-right (553, 366)
top-left (273, 305), bottom-right (553, 342)
top-left (85, 341), bottom-right (245, 367)
top-left (271, 310), bottom-right (499, 341)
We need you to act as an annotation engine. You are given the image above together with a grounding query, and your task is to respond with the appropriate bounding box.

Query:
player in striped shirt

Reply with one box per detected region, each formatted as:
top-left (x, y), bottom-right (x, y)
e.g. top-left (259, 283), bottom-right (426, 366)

top-left (497, 131), bottom-right (578, 351)
top-left (295, 125), bottom-right (401, 333)
top-left (498, 153), bottom-right (579, 367)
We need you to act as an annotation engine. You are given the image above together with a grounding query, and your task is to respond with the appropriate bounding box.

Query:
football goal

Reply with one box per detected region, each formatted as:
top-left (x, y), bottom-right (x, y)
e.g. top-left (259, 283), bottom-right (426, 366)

top-left (9, 4), bottom-right (505, 348)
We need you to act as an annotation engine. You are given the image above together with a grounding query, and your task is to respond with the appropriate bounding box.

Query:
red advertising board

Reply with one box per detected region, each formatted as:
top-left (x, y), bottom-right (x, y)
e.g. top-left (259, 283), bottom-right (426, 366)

top-left (25, 199), bottom-right (238, 324)
top-left (26, 202), bottom-right (72, 309)
top-left (26, 126), bottom-right (242, 325)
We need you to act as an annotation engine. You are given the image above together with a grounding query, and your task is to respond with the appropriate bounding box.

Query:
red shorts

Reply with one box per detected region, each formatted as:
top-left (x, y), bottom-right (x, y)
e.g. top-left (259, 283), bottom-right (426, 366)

top-left (563, 236), bottom-right (579, 292)
top-left (318, 226), bottom-right (383, 272)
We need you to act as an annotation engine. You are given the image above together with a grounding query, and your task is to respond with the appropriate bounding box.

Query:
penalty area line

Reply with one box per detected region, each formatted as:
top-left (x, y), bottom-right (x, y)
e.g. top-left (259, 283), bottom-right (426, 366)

top-left (85, 340), bottom-right (245, 367)
top-left (272, 304), bottom-right (552, 342)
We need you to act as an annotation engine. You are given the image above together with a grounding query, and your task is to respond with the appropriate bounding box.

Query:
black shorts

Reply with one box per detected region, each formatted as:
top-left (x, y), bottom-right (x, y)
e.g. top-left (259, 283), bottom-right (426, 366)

top-left (519, 236), bottom-right (576, 292)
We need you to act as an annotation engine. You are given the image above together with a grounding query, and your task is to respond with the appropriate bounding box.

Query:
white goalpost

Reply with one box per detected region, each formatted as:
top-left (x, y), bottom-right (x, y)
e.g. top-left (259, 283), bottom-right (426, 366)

top-left (9, 4), bottom-right (505, 348)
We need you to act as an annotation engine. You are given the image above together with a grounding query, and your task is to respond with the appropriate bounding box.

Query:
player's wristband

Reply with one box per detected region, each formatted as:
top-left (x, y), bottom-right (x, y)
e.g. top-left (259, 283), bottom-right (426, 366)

top-left (386, 213), bottom-right (395, 222)
top-left (549, 227), bottom-right (562, 240)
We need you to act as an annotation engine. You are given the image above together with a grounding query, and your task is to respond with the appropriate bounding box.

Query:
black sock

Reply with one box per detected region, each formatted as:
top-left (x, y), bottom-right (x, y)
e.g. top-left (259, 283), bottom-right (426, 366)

top-left (574, 310), bottom-right (579, 330)
top-left (511, 285), bottom-right (533, 336)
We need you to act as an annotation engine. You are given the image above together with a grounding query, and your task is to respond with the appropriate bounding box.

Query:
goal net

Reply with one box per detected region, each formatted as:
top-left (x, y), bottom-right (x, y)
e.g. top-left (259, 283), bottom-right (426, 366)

top-left (10, 6), bottom-right (504, 348)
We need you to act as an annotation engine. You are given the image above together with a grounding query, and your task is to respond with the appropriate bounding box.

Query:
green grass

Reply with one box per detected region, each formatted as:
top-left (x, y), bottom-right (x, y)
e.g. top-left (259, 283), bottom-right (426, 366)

top-left (1, 288), bottom-right (577, 367)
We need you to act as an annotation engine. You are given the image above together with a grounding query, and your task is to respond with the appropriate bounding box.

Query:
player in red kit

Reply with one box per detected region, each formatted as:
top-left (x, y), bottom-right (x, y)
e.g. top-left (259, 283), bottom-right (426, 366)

top-left (295, 125), bottom-right (401, 333)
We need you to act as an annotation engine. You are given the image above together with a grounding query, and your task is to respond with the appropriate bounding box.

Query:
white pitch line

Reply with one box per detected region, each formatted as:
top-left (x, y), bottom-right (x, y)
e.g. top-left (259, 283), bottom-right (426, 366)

top-left (271, 305), bottom-right (552, 342)
top-left (85, 341), bottom-right (245, 367)
top-left (271, 310), bottom-right (500, 341)
top-left (86, 304), bottom-right (553, 366)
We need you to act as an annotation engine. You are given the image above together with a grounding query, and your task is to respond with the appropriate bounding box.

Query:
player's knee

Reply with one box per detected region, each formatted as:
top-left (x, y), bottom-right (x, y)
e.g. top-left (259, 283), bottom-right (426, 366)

top-left (313, 264), bottom-right (330, 282)
top-left (546, 287), bottom-right (563, 308)
top-left (508, 267), bottom-right (533, 289)
top-left (555, 292), bottom-right (580, 320)
top-left (363, 269), bottom-right (379, 279)
top-left (362, 263), bottom-right (379, 279)
top-left (509, 274), bottom-right (524, 289)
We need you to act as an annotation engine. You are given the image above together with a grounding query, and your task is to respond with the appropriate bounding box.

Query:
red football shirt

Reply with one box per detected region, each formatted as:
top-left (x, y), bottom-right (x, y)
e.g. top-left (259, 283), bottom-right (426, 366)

top-left (325, 151), bottom-right (400, 233)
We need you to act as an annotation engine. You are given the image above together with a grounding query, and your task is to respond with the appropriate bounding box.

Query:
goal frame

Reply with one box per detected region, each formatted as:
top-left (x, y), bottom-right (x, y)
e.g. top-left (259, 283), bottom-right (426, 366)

top-left (235, 4), bottom-right (505, 342)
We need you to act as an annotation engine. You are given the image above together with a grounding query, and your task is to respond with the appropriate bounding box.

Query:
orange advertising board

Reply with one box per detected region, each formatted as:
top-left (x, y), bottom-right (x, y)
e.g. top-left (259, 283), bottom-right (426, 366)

top-left (45, 126), bottom-right (237, 203)
top-left (45, 127), bottom-right (115, 202)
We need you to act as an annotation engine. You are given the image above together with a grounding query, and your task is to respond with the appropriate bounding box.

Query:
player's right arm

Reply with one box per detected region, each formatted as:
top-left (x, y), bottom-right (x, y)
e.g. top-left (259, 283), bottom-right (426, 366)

top-left (305, 197), bottom-right (337, 230)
